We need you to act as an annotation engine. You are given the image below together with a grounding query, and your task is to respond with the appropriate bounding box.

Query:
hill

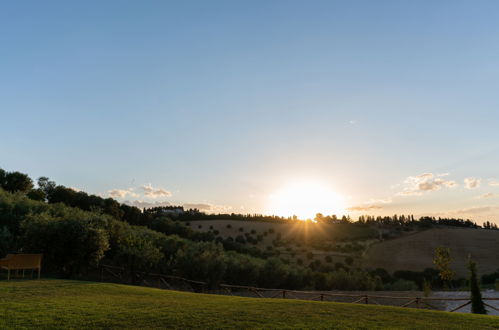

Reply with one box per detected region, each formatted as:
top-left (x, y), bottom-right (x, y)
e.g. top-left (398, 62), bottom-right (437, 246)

top-left (187, 219), bottom-right (378, 266)
top-left (364, 228), bottom-right (499, 277)
top-left (0, 279), bottom-right (498, 329)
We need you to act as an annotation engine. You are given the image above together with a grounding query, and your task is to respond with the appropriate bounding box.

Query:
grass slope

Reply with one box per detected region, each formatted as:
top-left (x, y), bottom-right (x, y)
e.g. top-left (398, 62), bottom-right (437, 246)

top-left (365, 228), bottom-right (499, 277)
top-left (0, 280), bottom-right (498, 329)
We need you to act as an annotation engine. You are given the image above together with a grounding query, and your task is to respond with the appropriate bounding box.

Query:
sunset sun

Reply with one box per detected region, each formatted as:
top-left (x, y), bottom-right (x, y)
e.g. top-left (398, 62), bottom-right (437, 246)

top-left (267, 181), bottom-right (345, 220)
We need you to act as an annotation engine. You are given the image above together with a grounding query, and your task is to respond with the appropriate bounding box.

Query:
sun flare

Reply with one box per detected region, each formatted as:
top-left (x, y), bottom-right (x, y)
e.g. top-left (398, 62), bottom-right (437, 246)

top-left (267, 181), bottom-right (345, 220)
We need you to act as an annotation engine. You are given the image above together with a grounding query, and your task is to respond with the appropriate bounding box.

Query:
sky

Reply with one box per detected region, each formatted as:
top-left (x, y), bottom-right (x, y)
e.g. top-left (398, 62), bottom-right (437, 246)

top-left (2, 0), bottom-right (499, 222)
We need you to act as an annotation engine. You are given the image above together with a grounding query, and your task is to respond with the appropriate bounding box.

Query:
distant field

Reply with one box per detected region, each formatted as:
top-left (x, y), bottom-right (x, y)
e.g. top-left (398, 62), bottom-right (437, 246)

top-left (1, 279), bottom-right (498, 329)
top-left (364, 228), bottom-right (499, 277)
top-left (187, 219), bottom-right (377, 265)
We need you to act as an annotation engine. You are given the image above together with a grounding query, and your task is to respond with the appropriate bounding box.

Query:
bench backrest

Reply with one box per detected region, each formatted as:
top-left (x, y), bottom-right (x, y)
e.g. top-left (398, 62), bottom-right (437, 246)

top-left (3, 254), bottom-right (42, 269)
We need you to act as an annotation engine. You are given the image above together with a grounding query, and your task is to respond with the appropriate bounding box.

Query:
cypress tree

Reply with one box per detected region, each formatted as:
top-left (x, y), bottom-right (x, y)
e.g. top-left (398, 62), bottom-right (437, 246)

top-left (469, 258), bottom-right (487, 314)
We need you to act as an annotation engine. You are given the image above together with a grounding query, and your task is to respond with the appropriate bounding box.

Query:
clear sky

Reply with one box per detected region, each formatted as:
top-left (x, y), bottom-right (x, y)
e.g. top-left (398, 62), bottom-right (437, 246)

top-left (2, 1), bottom-right (499, 222)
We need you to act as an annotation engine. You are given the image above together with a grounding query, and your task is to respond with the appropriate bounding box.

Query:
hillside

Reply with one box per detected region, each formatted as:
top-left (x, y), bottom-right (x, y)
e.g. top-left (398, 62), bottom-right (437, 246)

top-left (364, 228), bottom-right (499, 277)
top-left (187, 219), bottom-right (378, 266)
top-left (1, 279), bottom-right (498, 329)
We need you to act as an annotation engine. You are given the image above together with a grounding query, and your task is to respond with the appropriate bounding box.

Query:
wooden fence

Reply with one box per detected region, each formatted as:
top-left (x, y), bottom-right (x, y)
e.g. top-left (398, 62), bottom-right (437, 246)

top-left (100, 264), bottom-right (206, 292)
top-left (99, 265), bottom-right (499, 313)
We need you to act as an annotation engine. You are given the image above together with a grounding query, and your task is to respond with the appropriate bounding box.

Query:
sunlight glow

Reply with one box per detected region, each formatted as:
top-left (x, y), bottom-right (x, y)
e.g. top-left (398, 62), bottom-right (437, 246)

top-left (267, 181), bottom-right (345, 220)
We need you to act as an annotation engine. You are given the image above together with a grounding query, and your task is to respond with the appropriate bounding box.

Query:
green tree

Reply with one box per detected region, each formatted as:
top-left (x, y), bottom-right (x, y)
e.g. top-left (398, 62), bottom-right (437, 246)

top-left (3, 171), bottom-right (33, 193)
top-left (433, 246), bottom-right (454, 289)
top-left (468, 257), bottom-right (486, 314)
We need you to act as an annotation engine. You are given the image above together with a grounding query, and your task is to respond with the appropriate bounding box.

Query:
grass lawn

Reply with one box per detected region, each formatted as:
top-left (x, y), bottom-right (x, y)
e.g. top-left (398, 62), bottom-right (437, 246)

top-left (0, 279), bottom-right (498, 329)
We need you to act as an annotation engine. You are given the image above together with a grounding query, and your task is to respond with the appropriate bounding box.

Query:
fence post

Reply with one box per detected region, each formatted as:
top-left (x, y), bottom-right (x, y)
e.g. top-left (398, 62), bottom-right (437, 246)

top-left (416, 297), bottom-right (420, 309)
top-left (282, 290), bottom-right (286, 299)
top-left (365, 295), bottom-right (368, 304)
top-left (100, 266), bottom-right (103, 282)
top-left (321, 294), bottom-right (324, 301)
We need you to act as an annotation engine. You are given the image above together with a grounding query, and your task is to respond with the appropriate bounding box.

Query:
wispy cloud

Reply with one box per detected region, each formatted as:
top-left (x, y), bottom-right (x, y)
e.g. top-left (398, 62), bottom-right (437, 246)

top-left (141, 184), bottom-right (172, 198)
top-left (183, 203), bottom-right (232, 213)
top-left (488, 179), bottom-right (499, 187)
top-left (124, 200), bottom-right (172, 209)
top-left (464, 177), bottom-right (481, 189)
top-left (108, 188), bottom-right (138, 198)
top-left (347, 198), bottom-right (392, 212)
top-left (347, 205), bottom-right (383, 212)
top-left (475, 192), bottom-right (499, 199)
top-left (397, 173), bottom-right (457, 196)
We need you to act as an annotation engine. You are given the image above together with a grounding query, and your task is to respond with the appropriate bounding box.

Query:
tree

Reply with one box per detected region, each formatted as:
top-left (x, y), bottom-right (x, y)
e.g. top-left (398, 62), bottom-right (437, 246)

top-left (3, 171), bottom-right (33, 193)
top-left (27, 189), bottom-right (46, 201)
top-left (0, 168), bottom-right (6, 187)
top-left (468, 257), bottom-right (486, 314)
top-left (37, 177), bottom-right (56, 199)
top-left (433, 246), bottom-right (454, 289)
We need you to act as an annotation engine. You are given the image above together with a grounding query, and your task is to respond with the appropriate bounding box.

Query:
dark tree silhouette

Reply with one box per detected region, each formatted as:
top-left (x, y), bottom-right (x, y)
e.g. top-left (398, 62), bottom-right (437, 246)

top-left (469, 258), bottom-right (486, 314)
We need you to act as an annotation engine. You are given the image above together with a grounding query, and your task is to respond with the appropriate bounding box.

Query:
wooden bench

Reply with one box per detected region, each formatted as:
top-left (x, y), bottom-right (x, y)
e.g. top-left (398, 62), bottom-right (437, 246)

top-left (0, 254), bottom-right (42, 280)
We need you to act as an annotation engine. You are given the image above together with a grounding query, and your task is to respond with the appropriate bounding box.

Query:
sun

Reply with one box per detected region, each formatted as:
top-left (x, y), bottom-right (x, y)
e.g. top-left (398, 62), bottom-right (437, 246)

top-left (267, 181), bottom-right (345, 220)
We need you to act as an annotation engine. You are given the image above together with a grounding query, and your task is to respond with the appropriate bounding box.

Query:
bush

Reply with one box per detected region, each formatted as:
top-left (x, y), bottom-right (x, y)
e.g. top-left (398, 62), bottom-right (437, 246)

top-left (239, 227), bottom-right (244, 232)
top-left (21, 211), bottom-right (110, 277)
top-left (173, 241), bottom-right (226, 287)
top-left (385, 279), bottom-right (418, 291)
top-left (325, 255), bottom-right (332, 263)
top-left (235, 235), bottom-right (246, 244)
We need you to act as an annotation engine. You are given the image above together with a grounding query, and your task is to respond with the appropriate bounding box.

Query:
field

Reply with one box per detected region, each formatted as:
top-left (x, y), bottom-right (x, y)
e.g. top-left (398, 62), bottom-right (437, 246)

top-left (364, 228), bottom-right (499, 277)
top-left (187, 219), bottom-right (377, 265)
top-left (1, 279), bottom-right (498, 329)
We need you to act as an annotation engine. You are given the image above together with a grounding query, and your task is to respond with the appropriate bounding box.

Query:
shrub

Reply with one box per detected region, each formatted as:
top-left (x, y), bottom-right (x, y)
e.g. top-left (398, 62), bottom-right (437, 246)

top-left (239, 227), bottom-right (244, 232)
top-left (345, 256), bottom-right (354, 265)
top-left (325, 255), bottom-right (332, 263)
top-left (21, 211), bottom-right (110, 277)
top-left (235, 235), bottom-right (246, 244)
top-left (385, 279), bottom-right (418, 291)
top-left (173, 241), bottom-right (226, 287)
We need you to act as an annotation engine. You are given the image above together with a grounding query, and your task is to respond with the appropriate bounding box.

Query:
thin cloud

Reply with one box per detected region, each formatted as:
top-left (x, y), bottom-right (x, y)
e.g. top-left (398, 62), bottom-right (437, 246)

top-left (475, 192), bottom-right (499, 199)
top-left (347, 205), bottom-right (383, 212)
top-left (464, 177), bottom-right (481, 189)
top-left (141, 184), bottom-right (172, 198)
top-left (124, 200), bottom-right (172, 209)
top-left (108, 188), bottom-right (138, 198)
top-left (183, 203), bottom-right (232, 213)
top-left (488, 179), bottom-right (499, 187)
top-left (398, 173), bottom-right (457, 196)
top-left (347, 198), bottom-right (392, 212)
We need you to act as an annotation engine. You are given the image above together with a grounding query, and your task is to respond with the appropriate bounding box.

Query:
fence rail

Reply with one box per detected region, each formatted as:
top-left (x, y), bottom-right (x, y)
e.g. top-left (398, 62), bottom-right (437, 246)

top-left (98, 265), bottom-right (499, 313)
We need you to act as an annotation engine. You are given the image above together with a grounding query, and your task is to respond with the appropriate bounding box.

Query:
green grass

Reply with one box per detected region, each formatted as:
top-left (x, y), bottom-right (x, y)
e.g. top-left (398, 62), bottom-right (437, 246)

top-left (0, 280), bottom-right (498, 329)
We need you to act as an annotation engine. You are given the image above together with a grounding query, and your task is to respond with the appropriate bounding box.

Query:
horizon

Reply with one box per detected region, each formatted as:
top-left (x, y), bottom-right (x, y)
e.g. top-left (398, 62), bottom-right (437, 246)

top-left (2, 1), bottom-right (499, 223)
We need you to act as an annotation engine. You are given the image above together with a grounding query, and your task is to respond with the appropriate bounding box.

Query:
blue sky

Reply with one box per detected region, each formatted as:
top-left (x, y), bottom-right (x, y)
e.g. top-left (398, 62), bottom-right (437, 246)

top-left (2, 1), bottom-right (499, 221)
